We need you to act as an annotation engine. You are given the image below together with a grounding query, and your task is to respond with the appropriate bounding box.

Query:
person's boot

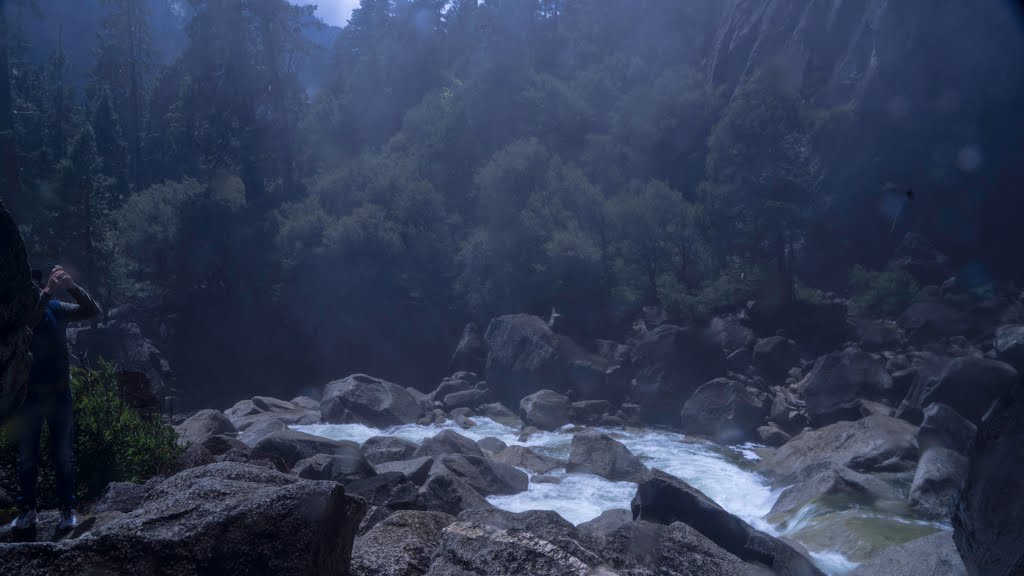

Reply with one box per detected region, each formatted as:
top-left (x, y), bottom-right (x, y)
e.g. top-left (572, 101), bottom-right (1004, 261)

top-left (10, 509), bottom-right (37, 531)
top-left (58, 508), bottom-right (78, 531)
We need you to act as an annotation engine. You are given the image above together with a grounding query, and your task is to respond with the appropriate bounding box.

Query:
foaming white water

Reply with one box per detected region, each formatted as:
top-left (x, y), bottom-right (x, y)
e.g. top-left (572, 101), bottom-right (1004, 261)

top-left (296, 418), bottom-right (876, 574)
top-left (809, 550), bottom-right (860, 574)
top-left (488, 471), bottom-right (639, 526)
top-left (296, 418), bottom-right (779, 528)
top-left (600, 427), bottom-right (781, 531)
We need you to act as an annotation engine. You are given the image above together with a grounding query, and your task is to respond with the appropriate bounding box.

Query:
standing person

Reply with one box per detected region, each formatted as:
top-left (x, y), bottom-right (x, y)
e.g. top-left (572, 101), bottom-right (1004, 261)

top-left (10, 265), bottom-right (101, 531)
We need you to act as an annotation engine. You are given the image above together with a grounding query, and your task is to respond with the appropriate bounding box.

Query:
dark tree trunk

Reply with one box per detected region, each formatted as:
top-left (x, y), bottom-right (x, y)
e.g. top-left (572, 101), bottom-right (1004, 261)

top-left (0, 8), bottom-right (23, 216)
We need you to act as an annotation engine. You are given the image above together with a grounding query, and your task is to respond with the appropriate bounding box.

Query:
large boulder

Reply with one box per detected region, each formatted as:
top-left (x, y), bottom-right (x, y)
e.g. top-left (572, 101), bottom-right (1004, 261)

top-left (374, 457), bottom-right (435, 486)
top-left (899, 301), bottom-right (969, 346)
top-left (352, 510), bottom-right (457, 576)
top-left (92, 476), bottom-right (167, 514)
top-left (413, 430), bottom-right (485, 459)
top-left (291, 452), bottom-right (377, 485)
top-left (0, 462), bottom-right (366, 575)
top-left (799, 348), bottom-right (897, 426)
top-left (995, 325), bottom-right (1024, 372)
top-left (174, 409), bottom-right (237, 446)
top-left (225, 396), bottom-right (321, 436)
top-left (629, 324), bottom-right (727, 425)
top-left (252, 429), bottom-right (368, 470)
top-left (856, 319), bottom-right (903, 352)
top-left (704, 314), bottom-right (755, 352)
top-left (483, 314), bottom-right (614, 406)
top-left (321, 374), bottom-right (422, 427)
top-left (894, 352), bottom-right (954, 424)
top-left (425, 520), bottom-right (591, 576)
top-left (565, 431), bottom-right (648, 482)
top-left (429, 378), bottom-right (474, 404)
top-left (918, 403), bottom-right (977, 455)
top-left (493, 445), bottom-right (565, 474)
top-left (436, 454), bottom-right (529, 496)
top-left (631, 469), bottom-right (823, 575)
top-left (443, 388), bottom-right (489, 411)
top-left (568, 400), bottom-right (610, 425)
top-left (758, 415), bottom-right (919, 483)
top-left (753, 336), bottom-right (800, 383)
top-left (416, 468), bottom-right (494, 517)
top-left (450, 322), bottom-right (486, 375)
top-left (70, 321), bottom-right (175, 403)
top-left (680, 378), bottom-right (768, 444)
top-left (850, 531), bottom-right (966, 576)
top-left (953, 391), bottom-right (1024, 575)
top-left (346, 472), bottom-right (420, 510)
top-left (600, 520), bottom-right (768, 576)
top-left (237, 417), bottom-right (287, 447)
top-left (909, 447), bottom-right (968, 518)
top-left (920, 357), bottom-right (1019, 424)
top-left (456, 508), bottom-right (601, 565)
top-left (361, 436), bottom-right (418, 465)
top-left (519, 389), bottom-right (571, 430)
top-left (477, 403), bottom-right (522, 428)
top-left (769, 465), bottom-right (899, 519)
top-left (576, 508), bottom-right (633, 538)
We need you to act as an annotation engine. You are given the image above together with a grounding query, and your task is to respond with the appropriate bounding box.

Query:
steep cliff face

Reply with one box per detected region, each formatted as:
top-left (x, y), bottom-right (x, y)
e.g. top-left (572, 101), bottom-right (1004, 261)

top-left (705, 0), bottom-right (1024, 286)
top-left (708, 0), bottom-right (890, 104)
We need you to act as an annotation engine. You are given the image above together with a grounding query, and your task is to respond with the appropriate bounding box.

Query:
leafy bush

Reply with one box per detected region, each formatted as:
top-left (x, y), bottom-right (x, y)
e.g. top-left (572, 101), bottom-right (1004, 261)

top-left (849, 265), bottom-right (919, 317)
top-left (0, 363), bottom-right (181, 508)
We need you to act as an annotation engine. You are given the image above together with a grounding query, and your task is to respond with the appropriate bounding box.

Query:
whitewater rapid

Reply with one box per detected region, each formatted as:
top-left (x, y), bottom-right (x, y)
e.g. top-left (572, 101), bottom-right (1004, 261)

top-left (295, 417), bottom-right (945, 575)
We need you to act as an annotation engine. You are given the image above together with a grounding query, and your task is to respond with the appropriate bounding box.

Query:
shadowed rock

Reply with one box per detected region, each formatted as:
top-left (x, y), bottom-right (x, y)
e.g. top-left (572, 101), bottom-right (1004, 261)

top-left (850, 531), bottom-right (966, 576)
top-left (413, 429), bottom-right (485, 459)
top-left (0, 462), bottom-right (367, 575)
top-left (953, 390), bottom-right (1024, 575)
top-left (254, 428), bottom-right (368, 470)
top-left (798, 348), bottom-right (896, 426)
top-left (321, 374), bottom-right (423, 427)
top-left (759, 415), bottom-right (919, 483)
top-left (918, 403), bottom-right (976, 455)
top-left (631, 469), bottom-right (823, 576)
top-left (352, 510), bottom-right (457, 576)
top-left (362, 436), bottom-right (418, 465)
top-left (436, 454), bottom-right (529, 496)
top-left (681, 378), bottom-right (768, 444)
top-left (921, 357), bottom-right (1018, 424)
top-left (909, 448), bottom-right (967, 518)
top-left (493, 445), bottom-right (565, 474)
top-left (565, 431), bottom-right (648, 482)
top-left (175, 409), bottom-right (237, 445)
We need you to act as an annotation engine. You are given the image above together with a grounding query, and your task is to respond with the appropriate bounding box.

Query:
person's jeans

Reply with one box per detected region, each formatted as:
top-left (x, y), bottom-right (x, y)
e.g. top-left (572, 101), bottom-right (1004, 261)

top-left (16, 388), bottom-right (75, 511)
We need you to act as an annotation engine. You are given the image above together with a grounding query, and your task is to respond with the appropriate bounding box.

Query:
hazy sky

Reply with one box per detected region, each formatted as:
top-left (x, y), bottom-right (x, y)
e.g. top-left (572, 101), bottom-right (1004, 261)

top-left (307, 0), bottom-right (359, 26)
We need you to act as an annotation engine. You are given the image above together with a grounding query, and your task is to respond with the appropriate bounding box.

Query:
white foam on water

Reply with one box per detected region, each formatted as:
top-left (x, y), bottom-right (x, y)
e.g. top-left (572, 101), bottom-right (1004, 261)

top-left (297, 418), bottom-right (913, 574)
top-left (808, 550), bottom-right (860, 574)
top-left (487, 470), bottom-right (639, 526)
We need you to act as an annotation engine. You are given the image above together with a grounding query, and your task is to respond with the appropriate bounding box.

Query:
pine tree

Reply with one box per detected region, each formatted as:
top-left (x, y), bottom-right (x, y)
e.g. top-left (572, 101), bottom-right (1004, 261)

top-left (93, 0), bottom-right (154, 190)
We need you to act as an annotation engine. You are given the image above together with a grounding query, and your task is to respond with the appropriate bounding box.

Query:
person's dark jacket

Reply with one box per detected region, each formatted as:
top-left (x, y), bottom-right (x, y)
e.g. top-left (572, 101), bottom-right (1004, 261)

top-left (23, 285), bottom-right (101, 396)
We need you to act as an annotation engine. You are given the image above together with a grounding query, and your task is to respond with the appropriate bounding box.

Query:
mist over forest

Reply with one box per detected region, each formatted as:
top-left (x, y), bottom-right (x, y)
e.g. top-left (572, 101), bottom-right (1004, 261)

top-left (4, 1), bottom-right (1024, 574)
top-left (3, 0), bottom-right (1023, 406)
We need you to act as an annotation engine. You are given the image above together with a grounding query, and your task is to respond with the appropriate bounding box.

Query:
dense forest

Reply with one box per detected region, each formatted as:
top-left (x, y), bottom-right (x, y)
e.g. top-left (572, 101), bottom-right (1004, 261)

top-left (2, 0), bottom-right (1023, 406)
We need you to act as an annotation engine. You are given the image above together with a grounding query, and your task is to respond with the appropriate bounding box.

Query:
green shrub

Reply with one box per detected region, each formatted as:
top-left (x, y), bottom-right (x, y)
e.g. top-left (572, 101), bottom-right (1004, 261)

top-left (849, 265), bottom-right (919, 317)
top-left (0, 363), bottom-right (181, 508)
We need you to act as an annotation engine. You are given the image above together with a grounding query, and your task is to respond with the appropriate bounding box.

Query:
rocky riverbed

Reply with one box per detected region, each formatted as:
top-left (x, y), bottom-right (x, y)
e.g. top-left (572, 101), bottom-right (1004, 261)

top-left (2, 236), bottom-right (1023, 575)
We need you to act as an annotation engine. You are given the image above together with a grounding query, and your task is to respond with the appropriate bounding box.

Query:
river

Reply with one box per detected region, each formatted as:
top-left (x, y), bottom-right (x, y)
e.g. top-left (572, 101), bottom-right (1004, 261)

top-left (295, 418), bottom-right (948, 574)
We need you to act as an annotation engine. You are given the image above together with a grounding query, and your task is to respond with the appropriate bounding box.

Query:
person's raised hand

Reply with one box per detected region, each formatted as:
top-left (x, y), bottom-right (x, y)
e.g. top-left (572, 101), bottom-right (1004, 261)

top-left (56, 267), bottom-right (74, 289)
top-left (45, 267), bottom-right (62, 295)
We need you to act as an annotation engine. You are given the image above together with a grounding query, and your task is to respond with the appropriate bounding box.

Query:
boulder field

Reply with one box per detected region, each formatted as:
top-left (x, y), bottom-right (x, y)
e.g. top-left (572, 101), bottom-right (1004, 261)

top-left (7, 261), bottom-right (1024, 575)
